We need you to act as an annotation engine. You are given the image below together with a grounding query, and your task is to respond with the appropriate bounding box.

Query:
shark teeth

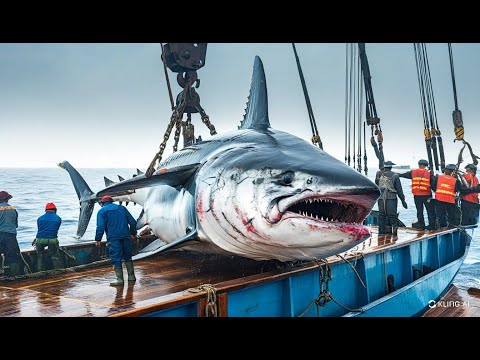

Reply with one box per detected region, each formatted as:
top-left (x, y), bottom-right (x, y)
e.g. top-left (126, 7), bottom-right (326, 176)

top-left (289, 196), bottom-right (367, 224)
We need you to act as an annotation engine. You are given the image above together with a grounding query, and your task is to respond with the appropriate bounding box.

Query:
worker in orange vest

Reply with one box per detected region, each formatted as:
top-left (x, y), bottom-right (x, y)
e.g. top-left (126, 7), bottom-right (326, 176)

top-left (461, 164), bottom-right (479, 226)
top-left (398, 159), bottom-right (437, 230)
top-left (432, 164), bottom-right (463, 228)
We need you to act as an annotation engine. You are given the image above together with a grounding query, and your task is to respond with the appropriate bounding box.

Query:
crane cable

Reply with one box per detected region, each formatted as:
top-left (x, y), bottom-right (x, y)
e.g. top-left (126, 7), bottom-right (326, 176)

top-left (292, 43), bottom-right (323, 149)
top-left (345, 44), bottom-right (367, 174)
top-left (358, 43), bottom-right (384, 170)
top-left (414, 43), bottom-right (435, 174)
top-left (448, 43), bottom-right (479, 169)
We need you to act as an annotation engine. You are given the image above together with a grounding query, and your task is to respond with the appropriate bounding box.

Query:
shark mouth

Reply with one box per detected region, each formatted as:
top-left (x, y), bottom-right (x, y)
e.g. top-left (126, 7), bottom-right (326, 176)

top-left (274, 193), bottom-right (373, 225)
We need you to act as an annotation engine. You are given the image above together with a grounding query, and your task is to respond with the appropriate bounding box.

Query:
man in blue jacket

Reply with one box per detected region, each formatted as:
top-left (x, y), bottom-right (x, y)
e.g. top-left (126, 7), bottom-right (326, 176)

top-left (35, 202), bottom-right (62, 271)
top-left (95, 195), bottom-right (137, 286)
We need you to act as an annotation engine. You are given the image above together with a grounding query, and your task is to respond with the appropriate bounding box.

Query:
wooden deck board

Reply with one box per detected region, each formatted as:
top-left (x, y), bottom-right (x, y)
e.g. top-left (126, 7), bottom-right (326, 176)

top-left (422, 285), bottom-right (480, 317)
top-left (0, 226), bottom-right (468, 317)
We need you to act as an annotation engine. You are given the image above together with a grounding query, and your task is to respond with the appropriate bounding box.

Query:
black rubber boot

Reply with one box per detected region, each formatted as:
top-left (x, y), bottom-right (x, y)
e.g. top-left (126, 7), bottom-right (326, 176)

top-left (110, 266), bottom-right (124, 287)
top-left (125, 261), bottom-right (136, 282)
top-left (412, 221), bottom-right (425, 230)
top-left (386, 226), bottom-right (392, 234)
top-left (391, 227), bottom-right (398, 235)
top-left (9, 262), bottom-right (20, 277)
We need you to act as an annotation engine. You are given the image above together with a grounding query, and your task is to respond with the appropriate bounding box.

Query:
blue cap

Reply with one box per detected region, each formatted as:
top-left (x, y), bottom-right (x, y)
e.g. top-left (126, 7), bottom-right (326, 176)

top-left (445, 164), bottom-right (456, 171)
top-left (418, 159), bottom-right (429, 166)
top-left (383, 161), bottom-right (395, 167)
top-left (466, 163), bottom-right (477, 171)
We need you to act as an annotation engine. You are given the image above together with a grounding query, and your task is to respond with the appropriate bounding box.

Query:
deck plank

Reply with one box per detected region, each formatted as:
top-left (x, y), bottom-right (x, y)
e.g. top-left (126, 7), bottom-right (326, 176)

top-left (422, 286), bottom-right (480, 318)
top-left (0, 226), bottom-right (470, 317)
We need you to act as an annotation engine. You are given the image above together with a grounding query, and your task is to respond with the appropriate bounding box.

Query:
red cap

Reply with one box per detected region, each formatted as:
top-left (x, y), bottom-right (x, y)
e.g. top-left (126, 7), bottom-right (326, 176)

top-left (0, 191), bottom-right (12, 201)
top-left (45, 203), bottom-right (57, 211)
top-left (101, 195), bottom-right (113, 203)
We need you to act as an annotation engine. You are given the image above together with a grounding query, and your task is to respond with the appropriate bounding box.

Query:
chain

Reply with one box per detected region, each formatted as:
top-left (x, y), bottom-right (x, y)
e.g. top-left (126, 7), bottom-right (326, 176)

top-left (187, 283), bottom-right (218, 317)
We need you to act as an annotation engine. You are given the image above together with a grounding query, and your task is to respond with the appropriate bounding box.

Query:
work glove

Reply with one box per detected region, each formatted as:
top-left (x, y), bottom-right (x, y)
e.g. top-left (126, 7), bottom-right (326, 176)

top-left (402, 200), bottom-right (408, 209)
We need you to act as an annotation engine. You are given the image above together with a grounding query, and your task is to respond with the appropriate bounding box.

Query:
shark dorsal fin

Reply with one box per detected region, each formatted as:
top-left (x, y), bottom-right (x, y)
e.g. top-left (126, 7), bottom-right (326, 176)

top-left (238, 56), bottom-right (270, 131)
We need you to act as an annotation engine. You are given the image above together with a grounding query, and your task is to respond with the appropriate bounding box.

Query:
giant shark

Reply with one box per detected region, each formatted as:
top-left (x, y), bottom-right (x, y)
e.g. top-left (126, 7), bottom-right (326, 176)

top-left (60, 56), bottom-right (380, 262)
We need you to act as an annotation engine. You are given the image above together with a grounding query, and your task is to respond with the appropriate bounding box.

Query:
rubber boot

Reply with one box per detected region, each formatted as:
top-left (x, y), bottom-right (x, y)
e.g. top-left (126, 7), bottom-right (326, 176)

top-left (110, 266), bottom-right (124, 287)
top-left (9, 262), bottom-right (20, 277)
top-left (386, 226), bottom-right (392, 234)
top-left (37, 252), bottom-right (44, 272)
top-left (125, 261), bottom-right (136, 282)
top-left (391, 227), bottom-right (398, 235)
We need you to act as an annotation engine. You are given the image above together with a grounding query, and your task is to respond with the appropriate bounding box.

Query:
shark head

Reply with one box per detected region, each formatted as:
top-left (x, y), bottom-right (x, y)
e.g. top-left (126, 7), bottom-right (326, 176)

top-left (195, 56), bottom-right (380, 261)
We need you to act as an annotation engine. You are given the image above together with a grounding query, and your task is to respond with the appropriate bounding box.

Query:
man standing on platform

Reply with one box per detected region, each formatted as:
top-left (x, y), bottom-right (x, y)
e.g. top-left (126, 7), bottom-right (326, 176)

top-left (398, 159), bottom-right (437, 230)
top-left (460, 164), bottom-right (479, 226)
top-left (95, 195), bottom-right (137, 287)
top-left (375, 161), bottom-right (408, 235)
top-left (0, 191), bottom-right (21, 276)
top-left (432, 164), bottom-right (463, 228)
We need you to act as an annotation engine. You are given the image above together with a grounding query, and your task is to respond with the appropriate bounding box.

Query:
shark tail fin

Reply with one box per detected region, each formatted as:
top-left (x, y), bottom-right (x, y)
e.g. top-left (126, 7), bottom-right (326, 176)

top-left (58, 161), bottom-right (96, 238)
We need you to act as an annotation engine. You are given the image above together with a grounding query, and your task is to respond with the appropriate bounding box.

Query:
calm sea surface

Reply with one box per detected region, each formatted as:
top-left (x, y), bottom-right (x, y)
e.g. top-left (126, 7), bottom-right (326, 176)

top-left (0, 167), bottom-right (478, 289)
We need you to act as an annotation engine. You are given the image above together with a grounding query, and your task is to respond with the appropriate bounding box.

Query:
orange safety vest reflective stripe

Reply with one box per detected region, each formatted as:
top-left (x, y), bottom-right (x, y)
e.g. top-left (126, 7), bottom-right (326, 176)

top-left (435, 175), bottom-right (456, 204)
top-left (461, 173), bottom-right (479, 204)
top-left (411, 169), bottom-right (431, 196)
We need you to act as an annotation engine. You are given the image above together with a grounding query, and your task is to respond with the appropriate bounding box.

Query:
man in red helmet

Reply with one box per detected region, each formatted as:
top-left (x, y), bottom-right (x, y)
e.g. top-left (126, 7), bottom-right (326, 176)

top-left (0, 191), bottom-right (21, 276)
top-left (34, 202), bottom-right (63, 271)
top-left (95, 195), bottom-right (137, 286)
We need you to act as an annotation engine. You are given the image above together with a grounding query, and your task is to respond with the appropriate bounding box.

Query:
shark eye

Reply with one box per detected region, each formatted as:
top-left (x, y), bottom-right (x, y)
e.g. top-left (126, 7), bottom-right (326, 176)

top-left (281, 171), bottom-right (295, 185)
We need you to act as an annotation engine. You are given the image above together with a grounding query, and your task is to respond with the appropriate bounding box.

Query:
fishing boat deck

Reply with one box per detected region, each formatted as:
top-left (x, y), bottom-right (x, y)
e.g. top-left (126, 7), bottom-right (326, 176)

top-left (422, 285), bottom-right (480, 317)
top-left (0, 226), bottom-right (463, 317)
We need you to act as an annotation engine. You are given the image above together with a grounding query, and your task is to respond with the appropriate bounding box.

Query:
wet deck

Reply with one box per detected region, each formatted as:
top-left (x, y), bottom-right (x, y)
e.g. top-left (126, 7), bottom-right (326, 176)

top-left (422, 285), bottom-right (480, 317)
top-left (0, 226), bottom-right (463, 317)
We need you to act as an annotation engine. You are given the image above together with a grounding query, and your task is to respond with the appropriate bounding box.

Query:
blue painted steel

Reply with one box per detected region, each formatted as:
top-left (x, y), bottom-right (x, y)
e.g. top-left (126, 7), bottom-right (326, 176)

top-left (144, 302), bottom-right (198, 317)
top-left (141, 227), bottom-right (474, 317)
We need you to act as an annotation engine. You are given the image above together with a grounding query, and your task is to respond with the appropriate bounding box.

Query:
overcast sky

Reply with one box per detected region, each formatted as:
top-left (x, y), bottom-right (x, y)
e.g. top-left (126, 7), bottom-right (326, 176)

top-left (1, 43), bottom-right (479, 169)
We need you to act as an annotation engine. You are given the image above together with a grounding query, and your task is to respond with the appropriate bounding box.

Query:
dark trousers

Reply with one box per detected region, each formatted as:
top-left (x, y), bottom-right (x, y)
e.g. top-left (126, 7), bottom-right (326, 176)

top-left (414, 195), bottom-right (437, 228)
top-left (435, 201), bottom-right (460, 227)
top-left (0, 231), bottom-right (21, 264)
top-left (378, 198), bottom-right (398, 234)
top-left (107, 238), bottom-right (133, 268)
top-left (461, 200), bottom-right (480, 226)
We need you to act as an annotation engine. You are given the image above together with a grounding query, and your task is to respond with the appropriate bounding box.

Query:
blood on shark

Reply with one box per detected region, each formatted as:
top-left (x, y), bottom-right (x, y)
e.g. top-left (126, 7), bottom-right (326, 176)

top-left (59, 56), bottom-right (380, 262)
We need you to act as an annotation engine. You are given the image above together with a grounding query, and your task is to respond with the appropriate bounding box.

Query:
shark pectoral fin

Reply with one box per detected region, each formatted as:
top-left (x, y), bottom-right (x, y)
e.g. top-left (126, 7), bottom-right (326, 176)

top-left (132, 228), bottom-right (198, 261)
top-left (97, 163), bottom-right (200, 197)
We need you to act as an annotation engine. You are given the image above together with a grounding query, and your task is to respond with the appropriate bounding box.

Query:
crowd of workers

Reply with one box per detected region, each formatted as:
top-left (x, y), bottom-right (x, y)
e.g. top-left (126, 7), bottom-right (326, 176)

top-left (0, 192), bottom-right (136, 286)
top-left (375, 160), bottom-right (480, 235)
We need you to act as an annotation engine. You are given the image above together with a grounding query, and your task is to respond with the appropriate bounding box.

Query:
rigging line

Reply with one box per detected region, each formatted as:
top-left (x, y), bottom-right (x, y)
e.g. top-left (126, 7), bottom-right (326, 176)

top-left (363, 121), bottom-right (368, 175)
top-left (345, 43), bottom-right (349, 163)
top-left (160, 43), bottom-right (175, 111)
top-left (420, 43), bottom-right (441, 170)
top-left (291, 43), bottom-right (322, 148)
top-left (348, 43), bottom-right (354, 166)
top-left (448, 43), bottom-right (459, 111)
top-left (357, 50), bottom-right (363, 172)
top-left (414, 44), bottom-right (429, 130)
top-left (353, 45), bottom-right (356, 169)
top-left (414, 44), bottom-right (434, 173)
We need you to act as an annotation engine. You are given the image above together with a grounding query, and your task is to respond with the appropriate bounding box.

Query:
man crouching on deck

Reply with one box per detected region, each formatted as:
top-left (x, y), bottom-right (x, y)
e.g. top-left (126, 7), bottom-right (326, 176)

top-left (95, 195), bottom-right (137, 287)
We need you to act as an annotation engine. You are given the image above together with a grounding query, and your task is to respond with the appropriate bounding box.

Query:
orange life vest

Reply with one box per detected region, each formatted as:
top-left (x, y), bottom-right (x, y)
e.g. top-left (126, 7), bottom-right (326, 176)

top-left (435, 175), bottom-right (457, 204)
top-left (461, 173), bottom-right (479, 204)
top-left (411, 169), bottom-right (431, 196)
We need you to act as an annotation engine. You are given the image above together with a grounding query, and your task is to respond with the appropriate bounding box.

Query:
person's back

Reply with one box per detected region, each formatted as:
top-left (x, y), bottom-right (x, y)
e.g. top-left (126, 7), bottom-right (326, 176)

top-left (35, 203), bottom-right (63, 271)
top-left (0, 191), bottom-right (21, 276)
top-left (95, 195), bottom-right (137, 287)
top-left (461, 164), bottom-right (479, 225)
top-left (374, 161), bottom-right (407, 235)
top-left (96, 202), bottom-right (134, 241)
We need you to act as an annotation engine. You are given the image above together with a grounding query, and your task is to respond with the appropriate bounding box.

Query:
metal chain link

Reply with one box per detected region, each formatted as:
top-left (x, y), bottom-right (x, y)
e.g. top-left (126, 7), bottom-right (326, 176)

top-left (187, 283), bottom-right (218, 317)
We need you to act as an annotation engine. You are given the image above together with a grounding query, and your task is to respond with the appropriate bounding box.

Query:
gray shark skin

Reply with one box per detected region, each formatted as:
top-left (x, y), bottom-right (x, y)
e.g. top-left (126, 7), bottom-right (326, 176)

top-left (59, 56), bottom-right (380, 262)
